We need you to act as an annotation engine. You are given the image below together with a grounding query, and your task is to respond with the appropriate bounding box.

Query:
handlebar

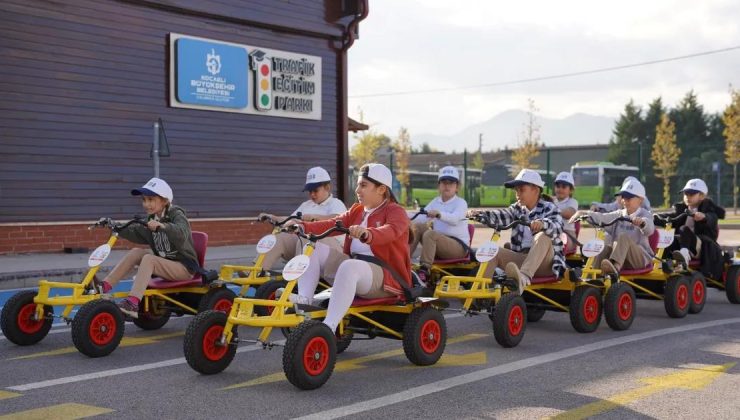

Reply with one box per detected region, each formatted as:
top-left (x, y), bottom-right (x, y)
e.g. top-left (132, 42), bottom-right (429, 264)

top-left (410, 208), bottom-right (427, 221)
top-left (259, 212), bottom-right (303, 226)
top-left (469, 214), bottom-right (530, 230)
top-left (576, 215), bottom-right (632, 228)
top-left (287, 220), bottom-right (350, 241)
top-left (654, 209), bottom-right (694, 224)
top-left (89, 217), bottom-right (148, 232)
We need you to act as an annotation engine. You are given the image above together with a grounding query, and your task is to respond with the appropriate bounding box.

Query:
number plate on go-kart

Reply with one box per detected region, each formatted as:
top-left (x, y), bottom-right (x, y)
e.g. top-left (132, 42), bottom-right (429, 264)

top-left (475, 241), bottom-right (500, 262)
top-left (656, 229), bottom-right (674, 249)
top-left (88, 244), bottom-right (112, 267)
top-left (582, 239), bottom-right (605, 258)
top-left (282, 254), bottom-right (311, 281)
top-left (256, 234), bottom-right (277, 254)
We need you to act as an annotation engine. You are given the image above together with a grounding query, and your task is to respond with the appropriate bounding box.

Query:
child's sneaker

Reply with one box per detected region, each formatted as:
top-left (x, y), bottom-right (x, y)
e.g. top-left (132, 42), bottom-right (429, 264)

top-left (117, 298), bottom-right (139, 319)
top-left (92, 276), bottom-right (112, 294)
top-left (415, 267), bottom-right (431, 288)
top-left (672, 248), bottom-right (691, 268)
top-left (505, 262), bottom-right (530, 294)
top-left (600, 259), bottom-right (618, 276)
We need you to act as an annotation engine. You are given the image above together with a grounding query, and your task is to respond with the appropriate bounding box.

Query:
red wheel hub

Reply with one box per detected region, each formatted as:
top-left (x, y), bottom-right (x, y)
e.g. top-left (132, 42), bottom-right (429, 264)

top-left (89, 312), bottom-right (117, 346)
top-left (692, 280), bottom-right (704, 305)
top-left (420, 319), bottom-right (441, 353)
top-left (17, 303), bottom-right (44, 334)
top-left (303, 336), bottom-right (329, 376)
top-left (583, 295), bottom-right (599, 324)
top-left (213, 299), bottom-right (232, 313)
top-left (617, 292), bottom-right (633, 321)
top-left (677, 284), bottom-right (689, 309)
top-left (508, 305), bottom-right (524, 336)
top-left (202, 325), bottom-right (228, 361)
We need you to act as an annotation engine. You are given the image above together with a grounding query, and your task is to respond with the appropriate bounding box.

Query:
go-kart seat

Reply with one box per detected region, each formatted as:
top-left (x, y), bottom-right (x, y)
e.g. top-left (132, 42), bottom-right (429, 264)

top-left (148, 231), bottom-right (208, 289)
top-left (618, 229), bottom-right (659, 276)
top-left (433, 224), bottom-right (475, 265)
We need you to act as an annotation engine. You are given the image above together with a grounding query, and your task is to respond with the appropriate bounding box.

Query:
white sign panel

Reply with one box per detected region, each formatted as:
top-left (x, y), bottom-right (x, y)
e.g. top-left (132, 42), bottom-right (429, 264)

top-left (475, 241), bottom-right (500, 263)
top-left (582, 239), bottom-right (605, 258)
top-left (88, 244), bottom-right (112, 267)
top-left (169, 33), bottom-right (322, 120)
top-left (256, 234), bottom-right (277, 254)
top-left (282, 254), bottom-right (311, 281)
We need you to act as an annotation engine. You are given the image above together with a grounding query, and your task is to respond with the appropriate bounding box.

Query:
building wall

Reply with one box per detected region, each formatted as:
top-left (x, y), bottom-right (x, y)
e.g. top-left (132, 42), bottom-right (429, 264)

top-left (0, 0), bottom-right (344, 224)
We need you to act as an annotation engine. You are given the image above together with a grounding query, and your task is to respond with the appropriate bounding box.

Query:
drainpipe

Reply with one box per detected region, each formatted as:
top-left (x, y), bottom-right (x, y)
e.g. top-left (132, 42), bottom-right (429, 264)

top-left (337, 0), bottom-right (369, 203)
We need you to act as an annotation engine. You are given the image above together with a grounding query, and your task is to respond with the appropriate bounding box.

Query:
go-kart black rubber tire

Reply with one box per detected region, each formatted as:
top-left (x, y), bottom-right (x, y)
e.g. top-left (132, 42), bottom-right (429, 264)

top-left (0, 290), bottom-right (53, 346)
top-left (688, 273), bottom-right (707, 314)
top-left (133, 297), bottom-right (171, 331)
top-left (184, 310), bottom-right (237, 375)
top-left (71, 299), bottom-right (125, 358)
top-left (254, 280), bottom-right (288, 316)
top-left (491, 293), bottom-right (527, 348)
top-left (403, 307), bottom-right (447, 365)
top-left (665, 275), bottom-right (691, 318)
top-left (569, 286), bottom-right (602, 333)
top-left (725, 265), bottom-right (740, 304)
top-left (604, 282), bottom-right (636, 331)
top-left (336, 329), bottom-right (353, 354)
top-left (197, 287), bottom-right (237, 314)
top-left (526, 306), bottom-right (546, 323)
top-left (283, 320), bottom-right (337, 390)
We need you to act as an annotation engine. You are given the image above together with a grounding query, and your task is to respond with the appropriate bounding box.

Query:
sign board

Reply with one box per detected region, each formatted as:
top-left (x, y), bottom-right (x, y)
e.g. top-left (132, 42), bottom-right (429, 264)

top-left (169, 33), bottom-right (322, 120)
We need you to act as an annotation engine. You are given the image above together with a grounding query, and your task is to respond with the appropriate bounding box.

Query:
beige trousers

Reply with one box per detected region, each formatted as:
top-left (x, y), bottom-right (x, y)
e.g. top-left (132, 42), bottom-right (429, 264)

top-left (483, 232), bottom-right (555, 279)
top-left (104, 248), bottom-right (192, 299)
top-left (596, 234), bottom-right (650, 270)
top-left (410, 223), bottom-right (467, 267)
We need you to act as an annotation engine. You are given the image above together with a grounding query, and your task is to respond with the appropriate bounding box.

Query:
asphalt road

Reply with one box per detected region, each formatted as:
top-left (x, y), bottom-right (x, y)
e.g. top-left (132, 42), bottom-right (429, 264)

top-left (2, 289), bottom-right (739, 419)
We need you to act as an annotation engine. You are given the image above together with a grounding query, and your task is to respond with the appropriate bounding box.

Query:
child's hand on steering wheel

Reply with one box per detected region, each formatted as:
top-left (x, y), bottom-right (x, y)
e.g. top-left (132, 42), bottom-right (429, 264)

top-left (530, 220), bottom-right (544, 233)
top-left (348, 225), bottom-right (370, 241)
top-left (147, 220), bottom-right (164, 231)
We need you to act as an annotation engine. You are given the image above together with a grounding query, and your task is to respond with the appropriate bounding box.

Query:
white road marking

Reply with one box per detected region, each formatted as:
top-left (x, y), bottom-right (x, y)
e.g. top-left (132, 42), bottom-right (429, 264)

top-left (7, 340), bottom-right (283, 391)
top-left (294, 317), bottom-right (740, 420)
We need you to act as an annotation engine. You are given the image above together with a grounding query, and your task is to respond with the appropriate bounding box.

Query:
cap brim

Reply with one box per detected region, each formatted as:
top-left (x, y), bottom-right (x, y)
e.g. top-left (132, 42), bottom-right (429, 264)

top-left (438, 176), bottom-right (459, 183)
top-left (554, 181), bottom-right (574, 187)
top-left (504, 180), bottom-right (543, 188)
top-left (616, 191), bottom-right (639, 199)
top-left (680, 189), bottom-right (703, 195)
top-left (303, 181), bottom-right (326, 192)
top-left (131, 188), bottom-right (159, 197)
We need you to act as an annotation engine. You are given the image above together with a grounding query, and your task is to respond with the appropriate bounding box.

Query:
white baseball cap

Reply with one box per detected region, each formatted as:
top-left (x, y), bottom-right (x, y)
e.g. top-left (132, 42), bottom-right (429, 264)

top-left (438, 166), bottom-right (460, 182)
top-left (361, 163), bottom-right (393, 189)
top-left (680, 178), bottom-right (708, 195)
top-left (616, 178), bottom-right (646, 199)
top-left (554, 171), bottom-right (575, 187)
top-left (131, 177), bottom-right (173, 202)
top-left (504, 169), bottom-right (545, 189)
top-left (303, 167), bottom-right (331, 191)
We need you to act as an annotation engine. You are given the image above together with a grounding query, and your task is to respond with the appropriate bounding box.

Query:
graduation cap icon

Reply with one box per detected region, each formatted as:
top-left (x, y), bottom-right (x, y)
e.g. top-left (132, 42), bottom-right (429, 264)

top-left (249, 50), bottom-right (267, 67)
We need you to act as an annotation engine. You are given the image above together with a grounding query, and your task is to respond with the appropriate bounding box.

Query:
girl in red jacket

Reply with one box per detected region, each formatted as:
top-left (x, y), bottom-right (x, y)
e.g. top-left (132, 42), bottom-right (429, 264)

top-left (293, 163), bottom-right (411, 333)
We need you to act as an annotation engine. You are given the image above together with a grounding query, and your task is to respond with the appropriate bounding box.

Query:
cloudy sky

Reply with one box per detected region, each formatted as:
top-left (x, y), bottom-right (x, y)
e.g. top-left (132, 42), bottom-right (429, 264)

top-left (347, 0), bottom-right (740, 141)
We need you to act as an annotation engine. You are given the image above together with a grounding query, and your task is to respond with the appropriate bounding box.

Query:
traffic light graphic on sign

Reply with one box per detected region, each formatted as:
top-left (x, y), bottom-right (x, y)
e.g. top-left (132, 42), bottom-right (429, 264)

top-left (249, 50), bottom-right (272, 111)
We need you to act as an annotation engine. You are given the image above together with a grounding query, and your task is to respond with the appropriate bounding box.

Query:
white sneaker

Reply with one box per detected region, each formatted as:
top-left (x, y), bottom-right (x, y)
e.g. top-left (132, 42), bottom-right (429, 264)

top-left (505, 262), bottom-right (530, 295)
top-left (288, 293), bottom-right (313, 305)
top-left (673, 248), bottom-right (691, 267)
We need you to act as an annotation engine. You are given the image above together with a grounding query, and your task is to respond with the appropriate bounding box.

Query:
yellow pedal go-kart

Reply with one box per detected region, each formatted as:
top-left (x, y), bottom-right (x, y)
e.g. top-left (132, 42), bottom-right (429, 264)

top-left (523, 215), bottom-right (639, 333)
top-left (0, 217), bottom-right (236, 358)
top-left (433, 216), bottom-right (529, 348)
top-left (214, 213), bottom-right (304, 311)
top-left (659, 212), bottom-right (740, 306)
top-left (183, 221), bottom-right (447, 390)
top-left (408, 207), bottom-right (478, 286)
top-left (616, 212), bottom-right (702, 319)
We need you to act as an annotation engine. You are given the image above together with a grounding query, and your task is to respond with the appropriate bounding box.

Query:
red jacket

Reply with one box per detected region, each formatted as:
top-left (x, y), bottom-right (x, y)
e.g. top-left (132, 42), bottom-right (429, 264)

top-left (301, 200), bottom-right (411, 297)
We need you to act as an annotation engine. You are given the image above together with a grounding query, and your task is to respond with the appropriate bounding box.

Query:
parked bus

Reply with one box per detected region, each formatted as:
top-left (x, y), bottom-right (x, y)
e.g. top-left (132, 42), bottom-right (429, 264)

top-left (570, 162), bottom-right (639, 206)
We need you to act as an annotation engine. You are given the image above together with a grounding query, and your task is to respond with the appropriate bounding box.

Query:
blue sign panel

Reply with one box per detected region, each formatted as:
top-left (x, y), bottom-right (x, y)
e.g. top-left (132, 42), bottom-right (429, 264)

top-left (175, 38), bottom-right (248, 109)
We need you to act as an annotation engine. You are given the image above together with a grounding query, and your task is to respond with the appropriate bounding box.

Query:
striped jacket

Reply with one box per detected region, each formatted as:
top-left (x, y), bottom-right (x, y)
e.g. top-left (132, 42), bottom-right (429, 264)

top-left (482, 200), bottom-right (565, 277)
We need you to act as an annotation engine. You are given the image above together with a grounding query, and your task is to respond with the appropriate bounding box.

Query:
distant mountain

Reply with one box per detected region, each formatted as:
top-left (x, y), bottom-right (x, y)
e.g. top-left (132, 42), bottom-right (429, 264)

top-left (413, 110), bottom-right (615, 152)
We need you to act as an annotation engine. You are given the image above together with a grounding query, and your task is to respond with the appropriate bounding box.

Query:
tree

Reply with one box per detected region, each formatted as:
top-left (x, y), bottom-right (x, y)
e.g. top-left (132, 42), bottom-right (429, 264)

top-left (393, 127), bottom-right (412, 205)
top-left (651, 114), bottom-right (681, 207)
top-left (607, 99), bottom-right (644, 168)
top-left (412, 142), bottom-right (436, 154)
top-left (510, 98), bottom-right (541, 176)
top-left (722, 87), bottom-right (740, 214)
top-left (350, 130), bottom-right (383, 167)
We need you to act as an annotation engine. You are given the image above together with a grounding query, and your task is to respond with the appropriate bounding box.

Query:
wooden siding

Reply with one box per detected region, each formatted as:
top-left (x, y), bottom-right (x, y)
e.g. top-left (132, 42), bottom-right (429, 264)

top-left (0, 0), bottom-right (344, 222)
